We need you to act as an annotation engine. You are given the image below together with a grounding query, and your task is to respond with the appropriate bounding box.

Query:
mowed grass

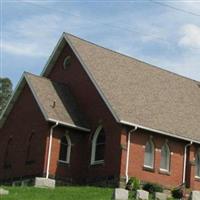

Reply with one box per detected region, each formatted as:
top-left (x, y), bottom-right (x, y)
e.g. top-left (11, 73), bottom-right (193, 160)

top-left (0, 186), bottom-right (113, 200)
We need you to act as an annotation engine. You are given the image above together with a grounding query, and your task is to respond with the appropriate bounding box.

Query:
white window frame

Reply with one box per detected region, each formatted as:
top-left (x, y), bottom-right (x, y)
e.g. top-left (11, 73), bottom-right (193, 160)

top-left (160, 143), bottom-right (170, 172)
top-left (58, 133), bottom-right (71, 164)
top-left (144, 138), bottom-right (155, 169)
top-left (195, 148), bottom-right (200, 179)
top-left (91, 125), bottom-right (105, 165)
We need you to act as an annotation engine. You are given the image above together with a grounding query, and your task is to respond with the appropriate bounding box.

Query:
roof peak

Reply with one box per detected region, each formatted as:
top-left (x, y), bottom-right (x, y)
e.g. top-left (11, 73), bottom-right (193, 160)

top-left (64, 32), bottom-right (199, 84)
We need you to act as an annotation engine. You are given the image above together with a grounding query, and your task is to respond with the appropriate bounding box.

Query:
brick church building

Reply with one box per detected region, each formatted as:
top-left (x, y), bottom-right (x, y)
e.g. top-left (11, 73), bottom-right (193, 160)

top-left (0, 33), bottom-right (200, 189)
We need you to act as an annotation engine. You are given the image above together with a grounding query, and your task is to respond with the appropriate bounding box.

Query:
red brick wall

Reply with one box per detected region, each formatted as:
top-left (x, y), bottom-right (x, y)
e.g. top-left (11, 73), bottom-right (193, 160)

top-left (45, 43), bottom-right (123, 183)
top-left (0, 84), bottom-right (49, 181)
top-left (47, 126), bottom-right (88, 183)
top-left (43, 42), bottom-right (200, 189)
top-left (187, 145), bottom-right (200, 190)
top-left (120, 128), bottom-right (188, 189)
top-left (2, 39), bottom-right (198, 189)
top-left (120, 128), bottom-right (128, 179)
top-left (45, 123), bottom-right (122, 184)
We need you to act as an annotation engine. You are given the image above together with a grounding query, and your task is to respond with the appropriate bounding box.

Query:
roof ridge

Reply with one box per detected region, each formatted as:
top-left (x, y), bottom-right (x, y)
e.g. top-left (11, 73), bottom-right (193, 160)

top-left (25, 71), bottom-right (71, 88)
top-left (24, 71), bottom-right (50, 81)
top-left (65, 32), bottom-right (199, 84)
top-left (24, 71), bottom-right (89, 130)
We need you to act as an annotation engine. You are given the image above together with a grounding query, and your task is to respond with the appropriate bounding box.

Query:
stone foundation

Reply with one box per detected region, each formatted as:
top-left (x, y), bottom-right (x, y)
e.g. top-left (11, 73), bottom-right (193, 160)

top-left (34, 177), bottom-right (55, 189)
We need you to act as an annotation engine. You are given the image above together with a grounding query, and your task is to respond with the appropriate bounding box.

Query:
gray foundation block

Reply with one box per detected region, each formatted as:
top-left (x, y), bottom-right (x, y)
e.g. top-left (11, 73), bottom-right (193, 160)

top-left (155, 192), bottom-right (168, 200)
top-left (113, 188), bottom-right (129, 200)
top-left (35, 177), bottom-right (55, 189)
top-left (136, 189), bottom-right (149, 200)
top-left (190, 191), bottom-right (200, 200)
top-left (0, 188), bottom-right (9, 195)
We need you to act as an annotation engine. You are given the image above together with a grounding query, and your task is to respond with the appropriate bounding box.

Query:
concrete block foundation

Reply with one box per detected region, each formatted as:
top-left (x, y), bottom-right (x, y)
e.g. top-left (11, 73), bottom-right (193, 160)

top-left (35, 177), bottom-right (55, 189)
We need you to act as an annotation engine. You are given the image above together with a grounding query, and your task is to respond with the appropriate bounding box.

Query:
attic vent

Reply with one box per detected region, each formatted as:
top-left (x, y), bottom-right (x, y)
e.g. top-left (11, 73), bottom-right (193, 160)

top-left (51, 100), bottom-right (56, 108)
top-left (63, 56), bottom-right (71, 69)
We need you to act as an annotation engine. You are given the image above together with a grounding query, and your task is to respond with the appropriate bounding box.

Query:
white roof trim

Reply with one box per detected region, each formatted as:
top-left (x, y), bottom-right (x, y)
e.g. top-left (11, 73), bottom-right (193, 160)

top-left (48, 118), bottom-right (90, 132)
top-left (120, 120), bottom-right (200, 144)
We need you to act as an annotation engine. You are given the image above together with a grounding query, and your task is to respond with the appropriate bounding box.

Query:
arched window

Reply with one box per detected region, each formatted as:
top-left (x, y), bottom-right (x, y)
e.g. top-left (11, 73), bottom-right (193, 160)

top-left (58, 134), bottom-right (71, 163)
top-left (144, 138), bottom-right (154, 168)
top-left (91, 126), bottom-right (106, 165)
top-left (4, 137), bottom-right (13, 169)
top-left (195, 148), bottom-right (200, 178)
top-left (63, 56), bottom-right (71, 69)
top-left (160, 143), bottom-right (170, 172)
top-left (26, 132), bottom-right (35, 164)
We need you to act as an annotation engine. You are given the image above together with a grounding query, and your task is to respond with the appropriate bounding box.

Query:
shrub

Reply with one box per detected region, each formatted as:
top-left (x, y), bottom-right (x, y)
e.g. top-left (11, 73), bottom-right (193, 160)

top-left (126, 177), bottom-right (140, 191)
top-left (142, 182), bottom-right (163, 194)
top-left (171, 188), bottom-right (183, 199)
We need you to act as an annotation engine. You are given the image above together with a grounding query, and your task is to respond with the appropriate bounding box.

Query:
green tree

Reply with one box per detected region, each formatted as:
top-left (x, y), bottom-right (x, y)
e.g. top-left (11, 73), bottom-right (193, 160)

top-left (0, 78), bottom-right (13, 116)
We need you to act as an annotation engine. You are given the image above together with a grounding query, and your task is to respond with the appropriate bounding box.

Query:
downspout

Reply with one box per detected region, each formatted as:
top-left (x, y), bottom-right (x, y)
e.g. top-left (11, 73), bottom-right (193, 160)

top-left (46, 121), bottom-right (59, 179)
top-left (182, 141), bottom-right (193, 184)
top-left (125, 126), bottom-right (138, 183)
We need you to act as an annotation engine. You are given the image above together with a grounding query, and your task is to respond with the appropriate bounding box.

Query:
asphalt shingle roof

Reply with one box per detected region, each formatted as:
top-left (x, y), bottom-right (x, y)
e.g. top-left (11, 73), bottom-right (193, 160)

top-left (65, 33), bottom-right (200, 142)
top-left (25, 72), bottom-right (88, 129)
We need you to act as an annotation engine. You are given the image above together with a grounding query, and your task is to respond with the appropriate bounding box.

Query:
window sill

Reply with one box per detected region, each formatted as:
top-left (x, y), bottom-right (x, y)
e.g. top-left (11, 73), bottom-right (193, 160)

top-left (159, 169), bottom-right (170, 176)
top-left (195, 176), bottom-right (200, 181)
top-left (57, 160), bottom-right (70, 166)
top-left (91, 160), bottom-right (104, 166)
top-left (143, 165), bottom-right (155, 172)
top-left (189, 160), bottom-right (195, 166)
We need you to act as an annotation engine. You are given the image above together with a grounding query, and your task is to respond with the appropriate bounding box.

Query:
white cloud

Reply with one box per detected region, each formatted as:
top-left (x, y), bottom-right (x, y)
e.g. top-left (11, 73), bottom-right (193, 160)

top-left (179, 24), bottom-right (200, 48)
top-left (20, 0), bottom-right (51, 5)
top-left (2, 1), bottom-right (200, 83)
top-left (3, 14), bottom-right (59, 56)
top-left (2, 13), bottom-right (85, 57)
top-left (171, 1), bottom-right (200, 13)
top-left (1, 42), bottom-right (46, 57)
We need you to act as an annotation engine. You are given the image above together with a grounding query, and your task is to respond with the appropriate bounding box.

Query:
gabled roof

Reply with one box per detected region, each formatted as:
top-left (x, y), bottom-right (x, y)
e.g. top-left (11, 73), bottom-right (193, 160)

top-left (0, 72), bottom-right (89, 132)
top-left (43, 33), bottom-right (200, 143)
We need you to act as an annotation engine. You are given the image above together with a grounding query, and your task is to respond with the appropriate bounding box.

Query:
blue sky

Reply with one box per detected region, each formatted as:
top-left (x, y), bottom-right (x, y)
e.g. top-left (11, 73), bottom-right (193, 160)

top-left (1, 0), bottom-right (200, 87)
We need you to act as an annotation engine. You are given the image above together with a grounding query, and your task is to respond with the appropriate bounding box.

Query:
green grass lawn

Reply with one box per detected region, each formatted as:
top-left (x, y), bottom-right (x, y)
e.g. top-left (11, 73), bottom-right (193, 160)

top-left (0, 186), bottom-right (113, 200)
